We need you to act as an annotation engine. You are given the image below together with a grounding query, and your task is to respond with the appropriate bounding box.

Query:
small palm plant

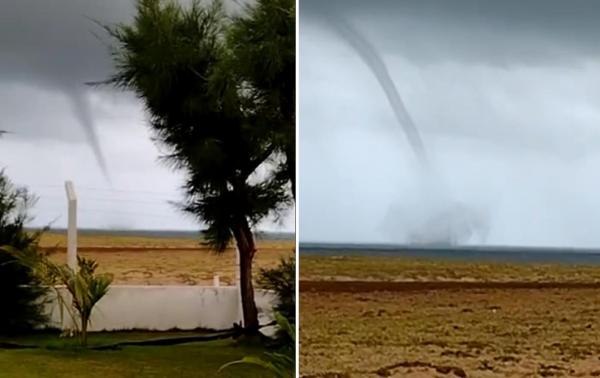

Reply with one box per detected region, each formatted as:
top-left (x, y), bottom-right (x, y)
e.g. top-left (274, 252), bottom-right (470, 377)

top-left (219, 312), bottom-right (295, 377)
top-left (53, 256), bottom-right (112, 346)
top-left (4, 246), bottom-right (112, 347)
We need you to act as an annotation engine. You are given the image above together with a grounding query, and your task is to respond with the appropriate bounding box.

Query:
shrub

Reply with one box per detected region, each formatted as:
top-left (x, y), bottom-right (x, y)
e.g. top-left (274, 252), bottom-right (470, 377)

top-left (258, 255), bottom-right (295, 324)
top-left (9, 251), bottom-right (113, 347)
top-left (0, 171), bottom-right (48, 334)
top-left (220, 312), bottom-right (295, 377)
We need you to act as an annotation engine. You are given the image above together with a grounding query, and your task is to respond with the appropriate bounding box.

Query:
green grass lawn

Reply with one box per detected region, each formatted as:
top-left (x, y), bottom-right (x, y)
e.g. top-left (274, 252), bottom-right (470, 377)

top-left (0, 332), bottom-right (269, 378)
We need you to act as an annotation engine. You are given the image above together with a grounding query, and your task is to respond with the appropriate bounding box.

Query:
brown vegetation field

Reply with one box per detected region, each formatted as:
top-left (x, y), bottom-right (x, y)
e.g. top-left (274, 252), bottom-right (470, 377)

top-left (300, 255), bottom-right (600, 377)
top-left (39, 232), bottom-right (294, 285)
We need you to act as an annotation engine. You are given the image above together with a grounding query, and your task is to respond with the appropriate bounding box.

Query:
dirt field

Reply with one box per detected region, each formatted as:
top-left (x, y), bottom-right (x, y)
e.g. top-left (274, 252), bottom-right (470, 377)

top-left (300, 256), bottom-right (600, 377)
top-left (39, 232), bottom-right (294, 285)
top-left (301, 255), bottom-right (600, 283)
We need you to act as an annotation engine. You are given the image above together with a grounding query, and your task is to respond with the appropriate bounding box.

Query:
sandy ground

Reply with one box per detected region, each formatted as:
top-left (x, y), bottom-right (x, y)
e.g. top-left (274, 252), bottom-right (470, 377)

top-left (300, 257), bottom-right (600, 378)
top-left (40, 232), bottom-right (294, 285)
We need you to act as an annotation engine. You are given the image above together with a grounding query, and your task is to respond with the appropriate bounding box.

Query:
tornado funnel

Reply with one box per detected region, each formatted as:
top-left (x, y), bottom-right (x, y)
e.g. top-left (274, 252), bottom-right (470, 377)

top-left (319, 11), bottom-right (429, 167)
top-left (313, 8), bottom-right (490, 245)
top-left (69, 90), bottom-right (111, 183)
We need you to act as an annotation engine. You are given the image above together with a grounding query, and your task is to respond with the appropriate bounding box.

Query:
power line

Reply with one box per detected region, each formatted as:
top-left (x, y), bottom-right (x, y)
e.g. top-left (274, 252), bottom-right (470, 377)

top-left (27, 184), bottom-right (181, 197)
top-left (32, 203), bottom-right (186, 219)
top-left (47, 209), bottom-right (180, 219)
top-left (37, 194), bottom-right (176, 205)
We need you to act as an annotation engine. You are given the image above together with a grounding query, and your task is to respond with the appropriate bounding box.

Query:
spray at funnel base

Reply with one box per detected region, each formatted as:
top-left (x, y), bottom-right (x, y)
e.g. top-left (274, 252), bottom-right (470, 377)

top-left (383, 192), bottom-right (491, 246)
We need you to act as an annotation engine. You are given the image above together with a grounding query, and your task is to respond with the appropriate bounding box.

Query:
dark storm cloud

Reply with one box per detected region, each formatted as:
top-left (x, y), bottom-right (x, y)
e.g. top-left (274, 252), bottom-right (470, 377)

top-left (0, 0), bottom-right (247, 141)
top-left (301, 0), bottom-right (600, 67)
top-left (0, 0), bottom-right (137, 177)
top-left (0, 1), bottom-right (133, 87)
top-left (0, 0), bottom-right (249, 92)
top-left (300, 0), bottom-right (600, 155)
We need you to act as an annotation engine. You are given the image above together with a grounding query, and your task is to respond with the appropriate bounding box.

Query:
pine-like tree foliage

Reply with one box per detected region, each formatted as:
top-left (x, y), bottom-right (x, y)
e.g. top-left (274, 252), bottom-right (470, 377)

top-left (102, 0), bottom-right (294, 331)
top-left (227, 0), bottom-right (296, 197)
top-left (0, 171), bottom-right (48, 335)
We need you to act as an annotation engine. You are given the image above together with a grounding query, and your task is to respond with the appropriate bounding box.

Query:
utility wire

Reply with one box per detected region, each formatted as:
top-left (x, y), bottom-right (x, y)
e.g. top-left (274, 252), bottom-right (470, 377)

top-left (37, 195), bottom-right (174, 205)
top-left (27, 184), bottom-right (180, 197)
top-left (32, 205), bottom-right (182, 219)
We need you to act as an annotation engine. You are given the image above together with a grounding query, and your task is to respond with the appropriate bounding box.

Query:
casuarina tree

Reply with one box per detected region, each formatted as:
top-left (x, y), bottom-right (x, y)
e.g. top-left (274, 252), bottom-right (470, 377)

top-left (101, 0), bottom-right (294, 332)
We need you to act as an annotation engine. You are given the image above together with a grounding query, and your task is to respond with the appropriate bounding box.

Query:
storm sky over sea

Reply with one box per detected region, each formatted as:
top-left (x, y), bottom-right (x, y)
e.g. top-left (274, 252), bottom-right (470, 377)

top-left (0, 0), bottom-right (293, 232)
top-left (300, 0), bottom-right (600, 247)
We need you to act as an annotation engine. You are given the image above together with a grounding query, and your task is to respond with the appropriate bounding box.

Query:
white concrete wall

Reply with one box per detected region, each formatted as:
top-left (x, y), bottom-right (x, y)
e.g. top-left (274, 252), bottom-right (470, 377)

top-left (44, 285), bottom-right (277, 332)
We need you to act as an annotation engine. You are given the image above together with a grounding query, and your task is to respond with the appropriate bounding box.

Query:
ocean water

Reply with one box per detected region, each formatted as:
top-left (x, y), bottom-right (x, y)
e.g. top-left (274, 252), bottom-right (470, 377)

top-left (300, 243), bottom-right (600, 265)
top-left (31, 227), bottom-right (295, 241)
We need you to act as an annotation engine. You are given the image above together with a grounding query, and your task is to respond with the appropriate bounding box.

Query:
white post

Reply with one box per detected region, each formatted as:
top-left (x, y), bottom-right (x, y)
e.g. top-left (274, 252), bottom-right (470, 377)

top-left (213, 274), bottom-right (220, 287)
top-left (64, 181), bottom-right (78, 271)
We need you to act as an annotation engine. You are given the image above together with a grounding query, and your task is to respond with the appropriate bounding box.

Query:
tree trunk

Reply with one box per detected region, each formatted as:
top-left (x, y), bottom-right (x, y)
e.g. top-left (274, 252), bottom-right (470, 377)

top-left (285, 140), bottom-right (295, 199)
top-left (232, 220), bottom-right (259, 333)
top-left (281, 87), bottom-right (295, 200)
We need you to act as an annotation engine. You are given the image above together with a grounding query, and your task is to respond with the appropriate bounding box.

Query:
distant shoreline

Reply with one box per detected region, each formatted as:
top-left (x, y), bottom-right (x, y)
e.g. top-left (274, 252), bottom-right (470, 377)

top-left (300, 243), bottom-right (600, 264)
top-left (28, 227), bottom-right (295, 241)
top-left (300, 241), bottom-right (600, 253)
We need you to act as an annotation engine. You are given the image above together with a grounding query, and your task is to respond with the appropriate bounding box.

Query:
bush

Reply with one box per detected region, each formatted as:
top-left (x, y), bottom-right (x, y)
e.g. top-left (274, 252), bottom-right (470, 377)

top-left (220, 312), bottom-right (295, 377)
top-left (258, 255), bottom-right (295, 324)
top-left (8, 244), bottom-right (113, 347)
top-left (0, 171), bottom-right (48, 334)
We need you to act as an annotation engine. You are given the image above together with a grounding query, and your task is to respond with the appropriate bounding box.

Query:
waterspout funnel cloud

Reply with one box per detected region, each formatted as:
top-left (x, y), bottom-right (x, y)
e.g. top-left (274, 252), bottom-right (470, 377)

top-left (311, 7), bottom-right (490, 245)
top-left (69, 89), bottom-right (111, 183)
top-left (319, 11), bottom-right (429, 167)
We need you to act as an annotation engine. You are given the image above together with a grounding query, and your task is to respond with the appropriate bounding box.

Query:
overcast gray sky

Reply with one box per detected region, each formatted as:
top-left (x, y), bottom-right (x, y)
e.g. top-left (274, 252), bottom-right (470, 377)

top-left (0, 0), bottom-right (293, 232)
top-left (300, 0), bottom-right (600, 247)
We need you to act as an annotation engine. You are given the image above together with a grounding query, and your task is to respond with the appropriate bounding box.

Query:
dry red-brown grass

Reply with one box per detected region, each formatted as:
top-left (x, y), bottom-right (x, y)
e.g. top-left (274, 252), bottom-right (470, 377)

top-left (40, 232), bottom-right (294, 286)
top-left (300, 256), bottom-right (600, 377)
